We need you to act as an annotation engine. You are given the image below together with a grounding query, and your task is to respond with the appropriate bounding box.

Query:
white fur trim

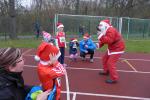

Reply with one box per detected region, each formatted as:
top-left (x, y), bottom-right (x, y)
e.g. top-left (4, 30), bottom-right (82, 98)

top-left (107, 49), bottom-right (124, 55)
top-left (99, 21), bottom-right (110, 28)
top-left (96, 43), bottom-right (99, 49)
top-left (99, 21), bottom-right (111, 35)
top-left (98, 32), bottom-right (104, 40)
top-left (40, 60), bottom-right (50, 65)
top-left (39, 51), bottom-right (61, 65)
top-left (57, 24), bottom-right (64, 29)
top-left (34, 55), bottom-right (40, 61)
top-left (83, 36), bottom-right (89, 39)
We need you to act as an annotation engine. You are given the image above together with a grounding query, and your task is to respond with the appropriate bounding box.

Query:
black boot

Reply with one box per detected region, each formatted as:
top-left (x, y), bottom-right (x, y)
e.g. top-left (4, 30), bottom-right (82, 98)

top-left (99, 70), bottom-right (109, 76)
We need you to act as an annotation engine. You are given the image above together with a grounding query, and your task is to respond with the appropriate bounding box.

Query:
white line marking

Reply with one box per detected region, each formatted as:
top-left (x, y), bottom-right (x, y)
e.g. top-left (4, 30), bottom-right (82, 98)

top-left (65, 71), bottom-right (70, 100)
top-left (25, 54), bottom-right (150, 62)
top-left (24, 65), bottom-right (150, 74)
top-left (72, 93), bottom-right (77, 100)
top-left (22, 49), bottom-right (33, 55)
top-left (61, 91), bottom-right (150, 100)
top-left (122, 60), bottom-right (138, 72)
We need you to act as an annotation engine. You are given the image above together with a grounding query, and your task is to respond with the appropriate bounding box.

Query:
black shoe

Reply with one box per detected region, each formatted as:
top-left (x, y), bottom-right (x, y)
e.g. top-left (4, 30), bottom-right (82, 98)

top-left (105, 79), bottom-right (117, 84)
top-left (99, 71), bottom-right (109, 76)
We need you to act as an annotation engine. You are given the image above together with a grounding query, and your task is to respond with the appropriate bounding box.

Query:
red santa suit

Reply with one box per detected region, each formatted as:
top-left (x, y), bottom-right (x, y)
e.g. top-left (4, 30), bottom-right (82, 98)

top-left (55, 22), bottom-right (67, 66)
top-left (56, 31), bottom-right (66, 47)
top-left (97, 19), bottom-right (125, 81)
top-left (55, 23), bottom-right (67, 48)
top-left (34, 41), bottom-right (66, 100)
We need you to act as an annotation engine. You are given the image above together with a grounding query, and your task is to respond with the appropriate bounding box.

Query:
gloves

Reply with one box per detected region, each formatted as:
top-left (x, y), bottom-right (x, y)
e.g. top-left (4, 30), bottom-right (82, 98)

top-left (49, 51), bottom-right (61, 64)
top-left (25, 86), bottom-right (43, 100)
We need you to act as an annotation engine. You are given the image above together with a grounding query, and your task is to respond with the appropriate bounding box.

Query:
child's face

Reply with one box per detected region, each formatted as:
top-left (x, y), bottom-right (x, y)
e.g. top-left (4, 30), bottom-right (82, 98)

top-left (58, 27), bottom-right (64, 32)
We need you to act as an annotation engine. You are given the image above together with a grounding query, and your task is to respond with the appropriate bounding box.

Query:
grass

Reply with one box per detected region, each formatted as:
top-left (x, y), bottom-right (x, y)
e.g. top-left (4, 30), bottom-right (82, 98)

top-left (0, 38), bottom-right (150, 53)
top-left (0, 39), bottom-right (41, 48)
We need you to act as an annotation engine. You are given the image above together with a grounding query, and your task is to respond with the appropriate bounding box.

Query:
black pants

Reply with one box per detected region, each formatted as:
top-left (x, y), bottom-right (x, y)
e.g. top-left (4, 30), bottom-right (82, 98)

top-left (58, 47), bottom-right (65, 64)
top-left (80, 49), bottom-right (94, 59)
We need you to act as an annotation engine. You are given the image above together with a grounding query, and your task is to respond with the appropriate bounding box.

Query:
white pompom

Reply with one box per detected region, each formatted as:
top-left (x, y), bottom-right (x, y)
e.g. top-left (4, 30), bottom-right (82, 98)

top-left (34, 55), bottom-right (40, 61)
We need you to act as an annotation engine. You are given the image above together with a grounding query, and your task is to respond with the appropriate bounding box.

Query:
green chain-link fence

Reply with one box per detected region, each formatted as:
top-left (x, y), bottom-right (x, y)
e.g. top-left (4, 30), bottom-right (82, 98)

top-left (54, 14), bottom-right (150, 41)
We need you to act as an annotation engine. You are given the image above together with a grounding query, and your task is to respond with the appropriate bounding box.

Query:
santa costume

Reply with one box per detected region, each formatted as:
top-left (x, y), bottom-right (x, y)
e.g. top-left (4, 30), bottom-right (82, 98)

top-left (97, 19), bottom-right (125, 83)
top-left (55, 22), bottom-right (67, 67)
top-left (34, 41), bottom-right (66, 100)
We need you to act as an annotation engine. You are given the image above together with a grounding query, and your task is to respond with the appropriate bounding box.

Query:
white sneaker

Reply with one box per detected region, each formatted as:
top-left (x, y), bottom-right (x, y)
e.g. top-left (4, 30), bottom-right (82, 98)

top-left (81, 57), bottom-right (86, 61)
top-left (90, 59), bottom-right (94, 63)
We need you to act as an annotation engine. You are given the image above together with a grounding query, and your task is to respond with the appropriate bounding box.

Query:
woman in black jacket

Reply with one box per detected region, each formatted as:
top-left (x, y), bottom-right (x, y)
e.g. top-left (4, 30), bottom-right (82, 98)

top-left (0, 48), bottom-right (50, 100)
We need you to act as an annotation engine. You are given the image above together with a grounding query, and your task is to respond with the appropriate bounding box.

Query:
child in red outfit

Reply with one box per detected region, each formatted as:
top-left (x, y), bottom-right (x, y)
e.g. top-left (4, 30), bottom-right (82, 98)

top-left (55, 22), bottom-right (67, 67)
top-left (97, 19), bottom-right (125, 84)
top-left (35, 31), bottom-right (66, 100)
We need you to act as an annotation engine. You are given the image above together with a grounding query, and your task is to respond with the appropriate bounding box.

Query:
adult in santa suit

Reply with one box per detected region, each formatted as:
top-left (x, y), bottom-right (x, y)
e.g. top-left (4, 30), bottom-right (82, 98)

top-left (96, 19), bottom-right (125, 84)
top-left (34, 31), bottom-right (66, 100)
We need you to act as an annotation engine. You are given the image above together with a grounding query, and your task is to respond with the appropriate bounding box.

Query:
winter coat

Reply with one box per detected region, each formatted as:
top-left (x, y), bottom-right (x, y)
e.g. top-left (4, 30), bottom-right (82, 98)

top-left (79, 38), bottom-right (96, 53)
top-left (69, 42), bottom-right (79, 55)
top-left (0, 70), bottom-right (31, 100)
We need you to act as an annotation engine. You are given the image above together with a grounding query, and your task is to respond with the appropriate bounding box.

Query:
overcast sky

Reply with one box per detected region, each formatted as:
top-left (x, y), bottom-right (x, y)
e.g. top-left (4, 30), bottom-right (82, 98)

top-left (20, 0), bottom-right (31, 7)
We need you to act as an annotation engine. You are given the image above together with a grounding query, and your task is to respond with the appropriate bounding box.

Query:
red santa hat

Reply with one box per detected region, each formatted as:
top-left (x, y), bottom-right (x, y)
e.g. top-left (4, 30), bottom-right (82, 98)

top-left (83, 33), bottom-right (90, 39)
top-left (99, 19), bottom-right (111, 26)
top-left (34, 42), bottom-right (61, 62)
top-left (57, 22), bottom-right (64, 29)
top-left (70, 38), bottom-right (78, 42)
top-left (42, 31), bottom-right (51, 42)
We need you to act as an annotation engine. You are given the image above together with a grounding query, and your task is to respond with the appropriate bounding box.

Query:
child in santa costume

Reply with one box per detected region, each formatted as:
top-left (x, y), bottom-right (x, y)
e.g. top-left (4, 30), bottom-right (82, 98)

top-left (69, 38), bottom-right (79, 61)
top-left (55, 22), bottom-right (67, 67)
top-left (34, 31), bottom-right (66, 100)
top-left (97, 19), bottom-right (125, 84)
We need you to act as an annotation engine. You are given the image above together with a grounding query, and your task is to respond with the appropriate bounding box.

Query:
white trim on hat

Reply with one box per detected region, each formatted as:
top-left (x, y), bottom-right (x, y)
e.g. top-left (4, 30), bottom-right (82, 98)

top-left (99, 21), bottom-right (111, 35)
top-left (83, 36), bottom-right (89, 39)
top-left (72, 39), bottom-right (78, 42)
top-left (39, 51), bottom-right (61, 65)
top-left (57, 24), bottom-right (64, 29)
top-left (99, 21), bottom-right (110, 27)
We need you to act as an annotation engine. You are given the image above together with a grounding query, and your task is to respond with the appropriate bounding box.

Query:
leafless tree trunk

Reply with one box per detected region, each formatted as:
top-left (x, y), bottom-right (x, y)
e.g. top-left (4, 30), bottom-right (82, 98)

top-left (9, 0), bottom-right (17, 39)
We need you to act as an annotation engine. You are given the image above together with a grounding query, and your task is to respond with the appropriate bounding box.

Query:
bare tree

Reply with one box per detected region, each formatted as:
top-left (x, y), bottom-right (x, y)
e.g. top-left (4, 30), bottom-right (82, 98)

top-left (9, 0), bottom-right (17, 39)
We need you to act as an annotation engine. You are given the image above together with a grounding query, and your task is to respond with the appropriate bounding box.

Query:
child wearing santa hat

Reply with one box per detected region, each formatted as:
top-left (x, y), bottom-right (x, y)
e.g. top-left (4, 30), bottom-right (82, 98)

top-left (79, 33), bottom-right (96, 63)
top-left (42, 31), bottom-right (55, 44)
top-left (69, 38), bottom-right (79, 61)
top-left (34, 41), bottom-right (66, 100)
top-left (55, 22), bottom-right (67, 67)
top-left (97, 19), bottom-right (125, 84)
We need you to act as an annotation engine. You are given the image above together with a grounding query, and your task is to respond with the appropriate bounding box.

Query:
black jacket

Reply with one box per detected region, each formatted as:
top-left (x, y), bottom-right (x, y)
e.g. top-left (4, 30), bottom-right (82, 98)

top-left (0, 70), bottom-right (32, 100)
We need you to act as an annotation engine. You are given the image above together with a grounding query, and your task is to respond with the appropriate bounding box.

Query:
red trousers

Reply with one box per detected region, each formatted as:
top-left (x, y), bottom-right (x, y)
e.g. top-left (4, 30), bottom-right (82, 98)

top-left (102, 52), bottom-right (122, 81)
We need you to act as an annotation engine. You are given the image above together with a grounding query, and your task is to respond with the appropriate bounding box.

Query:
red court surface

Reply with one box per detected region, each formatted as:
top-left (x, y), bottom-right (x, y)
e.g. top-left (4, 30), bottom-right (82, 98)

top-left (22, 49), bottom-right (150, 100)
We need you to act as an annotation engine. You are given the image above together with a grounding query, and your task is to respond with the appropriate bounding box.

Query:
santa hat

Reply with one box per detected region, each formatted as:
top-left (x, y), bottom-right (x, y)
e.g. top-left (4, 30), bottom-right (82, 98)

top-left (34, 42), bottom-right (61, 62)
top-left (57, 22), bottom-right (64, 29)
top-left (70, 38), bottom-right (78, 42)
top-left (42, 31), bottom-right (51, 42)
top-left (99, 19), bottom-right (111, 27)
top-left (83, 33), bottom-right (90, 39)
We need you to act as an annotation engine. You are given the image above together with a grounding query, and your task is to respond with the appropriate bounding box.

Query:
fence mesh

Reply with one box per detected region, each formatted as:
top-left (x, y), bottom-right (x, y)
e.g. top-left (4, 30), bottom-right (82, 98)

top-left (54, 14), bottom-right (150, 40)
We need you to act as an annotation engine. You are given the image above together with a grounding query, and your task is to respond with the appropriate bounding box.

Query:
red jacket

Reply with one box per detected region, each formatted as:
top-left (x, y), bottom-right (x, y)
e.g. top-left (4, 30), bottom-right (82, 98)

top-left (98, 27), bottom-right (125, 55)
top-left (37, 61), bottom-right (65, 100)
top-left (56, 32), bottom-right (66, 47)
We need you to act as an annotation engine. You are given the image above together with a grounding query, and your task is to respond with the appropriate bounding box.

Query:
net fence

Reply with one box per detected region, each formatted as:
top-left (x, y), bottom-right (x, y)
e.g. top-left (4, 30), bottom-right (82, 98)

top-left (54, 14), bottom-right (150, 41)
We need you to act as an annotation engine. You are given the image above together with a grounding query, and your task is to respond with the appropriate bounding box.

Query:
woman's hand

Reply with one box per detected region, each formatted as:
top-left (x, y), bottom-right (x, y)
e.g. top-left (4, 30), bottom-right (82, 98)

top-left (36, 90), bottom-right (51, 100)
